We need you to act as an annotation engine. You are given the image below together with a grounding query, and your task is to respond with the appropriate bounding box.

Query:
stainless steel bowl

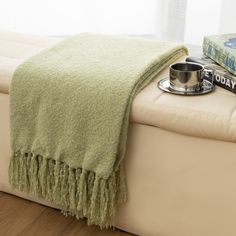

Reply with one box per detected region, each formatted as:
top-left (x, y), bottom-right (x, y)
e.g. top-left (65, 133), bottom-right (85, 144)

top-left (169, 62), bottom-right (204, 92)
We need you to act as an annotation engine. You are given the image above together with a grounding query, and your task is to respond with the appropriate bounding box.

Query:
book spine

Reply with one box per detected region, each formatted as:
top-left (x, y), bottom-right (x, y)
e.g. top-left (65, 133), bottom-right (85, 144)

top-left (186, 56), bottom-right (236, 94)
top-left (211, 69), bottom-right (236, 94)
top-left (203, 37), bottom-right (236, 76)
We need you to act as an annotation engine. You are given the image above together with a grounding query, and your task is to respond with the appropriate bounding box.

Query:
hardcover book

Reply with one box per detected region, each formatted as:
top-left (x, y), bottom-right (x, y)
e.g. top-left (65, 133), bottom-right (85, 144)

top-left (203, 34), bottom-right (236, 76)
top-left (186, 55), bottom-right (236, 94)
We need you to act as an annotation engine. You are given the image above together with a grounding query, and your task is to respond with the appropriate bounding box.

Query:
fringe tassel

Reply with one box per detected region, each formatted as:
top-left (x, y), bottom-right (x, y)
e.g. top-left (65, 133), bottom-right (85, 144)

top-left (9, 151), bottom-right (127, 228)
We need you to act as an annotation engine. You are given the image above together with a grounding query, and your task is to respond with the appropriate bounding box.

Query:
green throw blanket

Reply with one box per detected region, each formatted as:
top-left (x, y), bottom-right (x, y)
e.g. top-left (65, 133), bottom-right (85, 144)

top-left (9, 33), bottom-right (187, 227)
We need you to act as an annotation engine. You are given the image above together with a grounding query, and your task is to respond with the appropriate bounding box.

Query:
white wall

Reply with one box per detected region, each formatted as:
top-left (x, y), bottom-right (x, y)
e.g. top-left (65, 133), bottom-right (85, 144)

top-left (0, 0), bottom-right (235, 44)
top-left (219, 0), bottom-right (236, 34)
top-left (0, 0), bottom-right (158, 36)
top-left (184, 0), bottom-right (222, 45)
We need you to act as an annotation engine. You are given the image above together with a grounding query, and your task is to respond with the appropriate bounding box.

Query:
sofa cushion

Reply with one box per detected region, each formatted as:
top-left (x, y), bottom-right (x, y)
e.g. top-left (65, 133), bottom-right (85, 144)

top-left (1, 31), bottom-right (236, 143)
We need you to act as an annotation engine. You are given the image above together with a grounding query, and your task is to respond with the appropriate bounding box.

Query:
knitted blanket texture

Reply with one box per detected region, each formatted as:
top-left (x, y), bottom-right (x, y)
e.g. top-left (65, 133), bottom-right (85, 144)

top-left (9, 33), bottom-right (187, 227)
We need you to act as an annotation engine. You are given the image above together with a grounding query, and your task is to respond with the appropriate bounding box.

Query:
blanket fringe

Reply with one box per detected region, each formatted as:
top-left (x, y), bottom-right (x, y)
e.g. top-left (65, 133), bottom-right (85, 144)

top-left (9, 151), bottom-right (126, 228)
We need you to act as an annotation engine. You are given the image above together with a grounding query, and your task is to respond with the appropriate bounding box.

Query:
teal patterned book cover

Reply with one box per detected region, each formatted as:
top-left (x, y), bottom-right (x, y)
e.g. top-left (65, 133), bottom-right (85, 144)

top-left (203, 34), bottom-right (236, 76)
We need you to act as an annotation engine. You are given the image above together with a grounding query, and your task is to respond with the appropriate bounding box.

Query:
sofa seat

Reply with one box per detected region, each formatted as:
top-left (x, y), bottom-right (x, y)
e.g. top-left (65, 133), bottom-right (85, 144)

top-left (1, 31), bottom-right (236, 236)
top-left (1, 31), bottom-right (236, 143)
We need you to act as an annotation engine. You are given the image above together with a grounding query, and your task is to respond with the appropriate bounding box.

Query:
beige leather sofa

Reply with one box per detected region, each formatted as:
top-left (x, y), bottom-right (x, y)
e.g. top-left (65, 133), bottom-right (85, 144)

top-left (1, 31), bottom-right (236, 236)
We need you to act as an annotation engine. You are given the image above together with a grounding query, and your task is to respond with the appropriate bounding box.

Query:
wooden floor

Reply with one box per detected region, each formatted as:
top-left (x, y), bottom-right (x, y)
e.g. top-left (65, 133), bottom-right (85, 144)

top-left (0, 192), bottom-right (133, 236)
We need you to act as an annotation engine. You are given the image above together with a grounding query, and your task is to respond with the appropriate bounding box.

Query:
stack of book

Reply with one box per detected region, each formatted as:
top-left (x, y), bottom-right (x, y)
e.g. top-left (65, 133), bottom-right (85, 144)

top-left (186, 34), bottom-right (236, 94)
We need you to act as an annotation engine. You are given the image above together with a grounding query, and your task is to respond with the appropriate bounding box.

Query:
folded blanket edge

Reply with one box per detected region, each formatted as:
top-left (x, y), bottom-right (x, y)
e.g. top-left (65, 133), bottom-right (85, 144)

top-left (9, 151), bottom-right (126, 228)
top-left (8, 33), bottom-right (188, 229)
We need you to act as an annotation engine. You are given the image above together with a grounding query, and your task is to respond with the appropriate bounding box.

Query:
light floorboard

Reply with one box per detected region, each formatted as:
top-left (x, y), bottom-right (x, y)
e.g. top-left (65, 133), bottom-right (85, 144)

top-left (0, 192), bottom-right (133, 236)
